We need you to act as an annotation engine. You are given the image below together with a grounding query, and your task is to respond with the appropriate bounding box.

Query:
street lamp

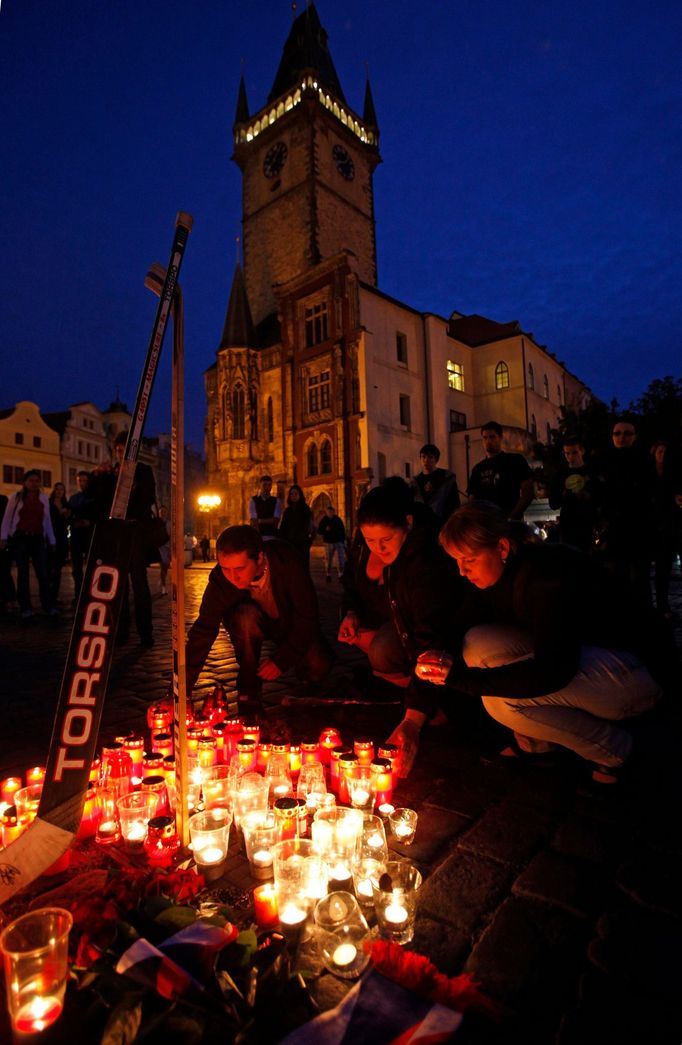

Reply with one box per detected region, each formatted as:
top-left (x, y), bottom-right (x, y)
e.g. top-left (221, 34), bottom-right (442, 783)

top-left (197, 493), bottom-right (222, 541)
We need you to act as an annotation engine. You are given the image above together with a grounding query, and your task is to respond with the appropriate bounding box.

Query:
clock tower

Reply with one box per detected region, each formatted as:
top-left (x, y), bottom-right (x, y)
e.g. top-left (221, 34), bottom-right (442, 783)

top-left (233, 4), bottom-right (381, 325)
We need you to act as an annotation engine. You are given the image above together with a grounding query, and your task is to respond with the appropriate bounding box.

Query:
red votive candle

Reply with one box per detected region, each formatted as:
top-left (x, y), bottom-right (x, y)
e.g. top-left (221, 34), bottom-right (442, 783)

top-left (288, 744), bottom-right (302, 777)
top-left (1, 777), bottom-right (22, 805)
top-left (26, 766), bottom-right (46, 785)
top-left (353, 737), bottom-right (375, 767)
top-left (253, 883), bottom-right (279, 930)
top-left (318, 727), bottom-right (342, 766)
top-left (300, 741), bottom-right (320, 765)
top-left (370, 757), bottom-right (394, 807)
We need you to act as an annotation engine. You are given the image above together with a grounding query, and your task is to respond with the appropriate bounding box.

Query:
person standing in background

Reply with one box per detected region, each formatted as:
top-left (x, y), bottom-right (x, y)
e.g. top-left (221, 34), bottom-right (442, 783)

top-left (317, 505), bottom-right (346, 582)
top-left (0, 470), bottom-right (56, 619)
top-left (249, 475), bottom-right (282, 539)
top-left (67, 470), bottom-right (95, 604)
top-left (467, 421), bottom-right (535, 519)
top-left (47, 481), bottom-right (70, 606)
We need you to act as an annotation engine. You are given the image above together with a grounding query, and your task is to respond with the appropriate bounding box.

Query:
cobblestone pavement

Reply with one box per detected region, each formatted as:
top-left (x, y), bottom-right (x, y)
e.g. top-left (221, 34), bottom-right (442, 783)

top-left (1, 550), bottom-right (681, 1043)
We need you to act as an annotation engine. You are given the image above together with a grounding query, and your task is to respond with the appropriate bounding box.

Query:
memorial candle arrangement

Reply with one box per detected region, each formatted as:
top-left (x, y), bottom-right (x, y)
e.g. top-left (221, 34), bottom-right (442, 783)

top-left (0, 908), bottom-right (73, 1037)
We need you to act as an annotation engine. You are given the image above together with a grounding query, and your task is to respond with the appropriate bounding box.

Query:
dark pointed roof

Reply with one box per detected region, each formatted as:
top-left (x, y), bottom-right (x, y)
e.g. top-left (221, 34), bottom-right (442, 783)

top-left (42, 410), bottom-right (71, 435)
top-left (363, 78), bottom-right (378, 128)
top-left (219, 263), bottom-right (257, 349)
top-left (448, 313), bottom-right (522, 347)
top-left (105, 395), bottom-right (129, 413)
top-left (234, 75), bottom-right (249, 124)
top-left (268, 4), bottom-right (346, 105)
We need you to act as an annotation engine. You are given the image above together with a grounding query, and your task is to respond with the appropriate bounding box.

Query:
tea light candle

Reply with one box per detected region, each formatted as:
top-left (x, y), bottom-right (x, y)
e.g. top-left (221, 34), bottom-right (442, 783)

top-left (194, 845), bottom-right (224, 866)
top-left (356, 878), bottom-right (374, 900)
top-left (15, 995), bottom-right (63, 1033)
top-left (272, 783), bottom-right (291, 799)
top-left (394, 822), bottom-right (413, 840)
top-left (96, 819), bottom-right (119, 844)
top-left (253, 883), bottom-right (279, 929)
top-left (251, 848), bottom-right (274, 869)
top-left (124, 821), bottom-right (147, 843)
top-left (279, 902), bottom-right (307, 927)
top-left (378, 803), bottom-right (395, 818)
top-left (351, 787), bottom-right (371, 807)
top-left (332, 942), bottom-right (357, 967)
top-left (328, 862), bottom-right (353, 891)
top-left (384, 901), bottom-right (409, 925)
top-left (366, 831), bottom-right (385, 849)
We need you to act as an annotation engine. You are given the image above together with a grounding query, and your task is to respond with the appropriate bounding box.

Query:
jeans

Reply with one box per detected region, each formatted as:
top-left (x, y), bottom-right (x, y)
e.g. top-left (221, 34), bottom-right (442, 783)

top-left (227, 601), bottom-right (333, 700)
top-left (463, 624), bottom-right (662, 766)
top-left (324, 542), bottom-right (346, 576)
top-left (356, 621), bottom-right (411, 682)
top-left (11, 533), bottom-right (52, 613)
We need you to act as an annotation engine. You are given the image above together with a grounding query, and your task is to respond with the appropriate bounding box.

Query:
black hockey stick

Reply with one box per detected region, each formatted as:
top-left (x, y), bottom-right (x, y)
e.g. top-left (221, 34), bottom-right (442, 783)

top-left (0, 213), bottom-right (193, 905)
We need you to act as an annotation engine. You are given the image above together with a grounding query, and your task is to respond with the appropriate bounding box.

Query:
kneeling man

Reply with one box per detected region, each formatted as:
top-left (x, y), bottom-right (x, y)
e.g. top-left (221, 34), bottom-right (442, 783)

top-left (186, 525), bottom-right (333, 715)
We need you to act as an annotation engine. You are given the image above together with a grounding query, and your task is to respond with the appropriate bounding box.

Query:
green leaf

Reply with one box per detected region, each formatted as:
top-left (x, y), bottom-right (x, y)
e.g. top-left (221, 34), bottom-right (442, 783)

top-left (154, 906), bottom-right (198, 932)
top-left (101, 994), bottom-right (143, 1045)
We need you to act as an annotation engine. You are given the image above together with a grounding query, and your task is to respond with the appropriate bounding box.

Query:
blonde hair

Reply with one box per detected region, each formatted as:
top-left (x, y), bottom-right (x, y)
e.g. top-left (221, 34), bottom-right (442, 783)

top-left (439, 501), bottom-right (513, 554)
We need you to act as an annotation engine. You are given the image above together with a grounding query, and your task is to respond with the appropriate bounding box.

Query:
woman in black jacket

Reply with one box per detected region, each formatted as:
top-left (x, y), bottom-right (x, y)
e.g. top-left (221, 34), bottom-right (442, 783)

top-left (415, 502), bottom-right (665, 783)
top-left (278, 485), bottom-right (314, 566)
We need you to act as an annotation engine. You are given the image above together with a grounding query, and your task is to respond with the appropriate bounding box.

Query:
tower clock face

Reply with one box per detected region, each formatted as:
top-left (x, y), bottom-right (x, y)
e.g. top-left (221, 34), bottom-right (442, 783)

top-left (332, 144), bottom-right (355, 181)
top-left (263, 141), bottom-right (288, 179)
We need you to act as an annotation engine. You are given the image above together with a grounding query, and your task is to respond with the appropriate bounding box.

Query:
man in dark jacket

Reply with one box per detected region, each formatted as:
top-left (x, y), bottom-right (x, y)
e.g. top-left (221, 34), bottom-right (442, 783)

top-left (317, 506), bottom-right (346, 581)
top-left (185, 525), bottom-right (333, 716)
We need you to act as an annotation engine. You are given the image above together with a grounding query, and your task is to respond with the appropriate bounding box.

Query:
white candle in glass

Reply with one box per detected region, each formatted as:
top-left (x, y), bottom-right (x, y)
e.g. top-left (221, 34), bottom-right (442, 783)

top-left (332, 943), bottom-right (357, 967)
top-left (384, 901), bottom-right (408, 924)
top-left (251, 848), bottom-right (273, 868)
top-left (195, 845), bottom-right (225, 865)
top-left (279, 902), bottom-right (306, 926)
top-left (124, 821), bottom-right (146, 842)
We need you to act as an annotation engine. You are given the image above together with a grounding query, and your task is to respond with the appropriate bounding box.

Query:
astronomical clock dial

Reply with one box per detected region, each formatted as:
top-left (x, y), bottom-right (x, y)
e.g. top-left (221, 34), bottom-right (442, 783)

top-left (332, 143), bottom-right (355, 181)
top-left (263, 141), bottom-right (288, 179)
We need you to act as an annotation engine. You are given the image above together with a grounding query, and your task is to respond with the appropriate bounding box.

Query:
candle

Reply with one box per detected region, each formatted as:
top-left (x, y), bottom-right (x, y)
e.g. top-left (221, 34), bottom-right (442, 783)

top-left (123, 821), bottom-right (147, 843)
top-left (198, 737), bottom-right (217, 769)
top-left (211, 723), bottom-right (227, 763)
top-left (194, 845), bottom-right (224, 866)
top-left (318, 727), bottom-right (342, 766)
top-left (243, 723), bottom-right (261, 745)
top-left (356, 878), bottom-right (374, 899)
top-left (237, 739), bottom-right (257, 772)
top-left (256, 742), bottom-right (272, 773)
top-left (288, 744), bottom-right (302, 776)
top-left (279, 902), bottom-right (306, 927)
top-left (1, 806), bottom-right (24, 846)
top-left (351, 787), bottom-right (370, 807)
top-left (332, 943), bottom-right (357, 967)
top-left (96, 819), bottom-right (119, 843)
top-left (366, 831), bottom-right (384, 849)
top-left (378, 803), bottom-right (395, 818)
top-left (300, 741), bottom-right (320, 765)
top-left (338, 753), bottom-right (359, 806)
top-left (14, 995), bottom-right (63, 1033)
top-left (152, 732), bottom-right (174, 759)
top-left (1, 777), bottom-right (22, 804)
top-left (384, 902), bottom-right (408, 925)
top-left (272, 783), bottom-right (291, 799)
top-left (353, 738), bottom-right (375, 766)
top-left (253, 883), bottom-right (279, 930)
top-left (394, 823), bottom-right (412, 839)
top-left (251, 848), bottom-right (274, 869)
top-left (370, 758), bottom-right (394, 806)
top-left (77, 787), bottom-right (99, 839)
top-left (26, 766), bottom-right (46, 784)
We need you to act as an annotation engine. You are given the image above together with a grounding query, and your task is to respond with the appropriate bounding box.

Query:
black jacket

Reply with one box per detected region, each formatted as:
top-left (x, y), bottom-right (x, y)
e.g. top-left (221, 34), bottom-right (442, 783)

top-left (185, 539), bottom-right (324, 692)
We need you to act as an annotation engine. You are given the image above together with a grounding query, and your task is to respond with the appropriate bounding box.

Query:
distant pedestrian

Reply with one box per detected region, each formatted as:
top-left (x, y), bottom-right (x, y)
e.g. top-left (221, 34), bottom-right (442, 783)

top-left (411, 443), bottom-right (460, 522)
top-left (317, 505), bottom-right (346, 581)
top-left (467, 421), bottom-right (535, 519)
top-left (67, 470), bottom-right (95, 603)
top-left (248, 475), bottom-right (282, 539)
top-left (47, 481), bottom-right (70, 605)
top-left (0, 493), bottom-right (17, 611)
top-left (547, 437), bottom-right (601, 552)
top-left (200, 535), bottom-right (210, 563)
top-left (278, 484), bottom-right (314, 565)
top-left (0, 470), bottom-right (57, 618)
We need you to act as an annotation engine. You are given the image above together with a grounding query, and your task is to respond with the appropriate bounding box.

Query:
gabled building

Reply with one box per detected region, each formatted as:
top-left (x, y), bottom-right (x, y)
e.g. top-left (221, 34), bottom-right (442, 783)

top-left (205, 4), bottom-right (590, 528)
top-left (0, 402), bottom-right (62, 496)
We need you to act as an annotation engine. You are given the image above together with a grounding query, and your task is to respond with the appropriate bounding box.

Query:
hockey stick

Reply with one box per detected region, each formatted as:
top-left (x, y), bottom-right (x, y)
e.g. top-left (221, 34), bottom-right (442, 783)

top-left (0, 213), bottom-right (193, 905)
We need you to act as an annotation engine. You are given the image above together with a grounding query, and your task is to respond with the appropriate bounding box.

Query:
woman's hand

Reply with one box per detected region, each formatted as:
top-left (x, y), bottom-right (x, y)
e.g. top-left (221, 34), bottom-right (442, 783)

top-left (337, 612), bottom-right (359, 644)
top-left (385, 713), bottom-right (424, 777)
top-left (415, 650), bottom-right (454, 685)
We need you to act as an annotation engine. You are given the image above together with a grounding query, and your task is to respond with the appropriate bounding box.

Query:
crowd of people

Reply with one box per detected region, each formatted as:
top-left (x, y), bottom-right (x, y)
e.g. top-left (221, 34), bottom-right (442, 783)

top-left (2, 417), bottom-right (680, 786)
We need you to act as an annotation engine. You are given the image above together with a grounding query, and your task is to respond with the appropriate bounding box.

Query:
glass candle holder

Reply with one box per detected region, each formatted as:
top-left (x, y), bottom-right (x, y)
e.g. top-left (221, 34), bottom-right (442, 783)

top-left (348, 766), bottom-right (375, 813)
top-left (329, 747), bottom-right (351, 796)
top-left (359, 815), bottom-right (388, 862)
top-left (372, 861), bottom-right (422, 945)
top-left (1, 776), bottom-right (22, 805)
top-left (1, 805), bottom-right (24, 847)
top-left (144, 815), bottom-right (180, 867)
top-left (14, 784), bottom-right (42, 824)
top-left (237, 739), bottom-right (258, 772)
top-left (313, 890), bottom-right (364, 934)
top-left (243, 722), bottom-right (261, 745)
top-left (94, 786), bottom-right (120, 845)
top-left (353, 737), bottom-right (375, 767)
top-left (255, 741), bottom-right (272, 773)
top-left (311, 807), bottom-right (363, 887)
top-left (338, 753), bottom-right (359, 806)
top-left (296, 762), bottom-right (327, 809)
top-left (225, 719), bottom-right (245, 759)
top-left (352, 856), bottom-right (386, 906)
top-left (288, 744), bottom-right (302, 776)
top-left (152, 732), bottom-right (174, 759)
top-left (273, 797), bottom-right (299, 841)
top-left (210, 722), bottom-right (227, 763)
top-left (140, 775), bottom-right (171, 817)
top-left (198, 736), bottom-right (218, 769)
top-left (77, 787), bottom-right (99, 840)
top-left (116, 789), bottom-right (159, 846)
top-left (370, 757), bottom-right (394, 807)
top-left (102, 743), bottom-right (133, 798)
top-left (234, 772), bottom-right (269, 828)
top-left (25, 766), bottom-right (46, 785)
top-left (202, 765), bottom-right (231, 811)
top-left (147, 701), bottom-right (172, 735)
top-left (389, 807), bottom-right (418, 846)
top-left (122, 734), bottom-right (145, 773)
top-left (89, 758), bottom-right (102, 784)
top-left (243, 816), bottom-right (277, 879)
top-left (186, 726), bottom-right (204, 755)
top-left (273, 838), bottom-right (328, 914)
top-left (300, 740), bottom-right (320, 765)
top-left (313, 891), bottom-right (370, 979)
top-left (318, 727), bottom-right (342, 766)
top-left (0, 908), bottom-right (72, 1036)
top-left (189, 809), bottom-right (232, 881)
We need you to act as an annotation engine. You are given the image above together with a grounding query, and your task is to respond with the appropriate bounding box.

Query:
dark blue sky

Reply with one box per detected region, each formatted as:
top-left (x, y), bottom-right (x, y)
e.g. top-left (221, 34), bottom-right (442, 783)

top-left (2, 1), bottom-right (681, 451)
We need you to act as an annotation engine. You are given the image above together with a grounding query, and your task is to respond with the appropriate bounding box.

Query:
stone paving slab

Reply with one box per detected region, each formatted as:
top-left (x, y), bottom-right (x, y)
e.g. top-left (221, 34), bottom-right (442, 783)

top-left (511, 850), bottom-right (607, 919)
top-left (457, 798), bottom-right (554, 868)
top-left (388, 803), bottom-right (470, 866)
top-left (418, 849), bottom-right (513, 934)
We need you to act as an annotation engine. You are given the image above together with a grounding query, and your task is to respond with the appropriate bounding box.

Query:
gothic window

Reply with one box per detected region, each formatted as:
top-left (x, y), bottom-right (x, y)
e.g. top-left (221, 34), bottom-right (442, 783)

top-left (320, 439), bottom-right (332, 474)
top-left (396, 332), bottom-right (408, 365)
top-left (267, 397), bottom-right (274, 443)
top-left (399, 394), bottom-right (411, 430)
top-left (307, 442), bottom-right (319, 477)
top-left (494, 361), bottom-right (509, 390)
top-left (377, 452), bottom-right (387, 482)
top-left (222, 387), bottom-right (230, 438)
top-left (307, 371), bottom-right (331, 413)
top-left (233, 386), bottom-right (246, 439)
top-left (530, 413), bottom-right (537, 438)
top-left (447, 360), bottom-right (464, 391)
top-left (250, 389), bottom-right (258, 440)
top-left (304, 302), bottom-right (328, 347)
top-left (527, 363), bottom-right (535, 391)
top-left (543, 375), bottom-right (549, 400)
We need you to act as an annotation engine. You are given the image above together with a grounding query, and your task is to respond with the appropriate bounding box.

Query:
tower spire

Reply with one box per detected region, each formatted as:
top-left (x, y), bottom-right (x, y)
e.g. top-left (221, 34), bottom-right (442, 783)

top-left (234, 72), bottom-right (249, 125)
top-left (219, 263), bottom-right (256, 350)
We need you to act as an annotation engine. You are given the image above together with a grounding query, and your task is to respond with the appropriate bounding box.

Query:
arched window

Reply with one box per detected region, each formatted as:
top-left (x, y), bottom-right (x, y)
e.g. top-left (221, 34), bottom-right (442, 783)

top-left (495, 361), bottom-right (509, 390)
top-left (546, 422), bottom-right (552, 444)
top-left (557, 384), bottom-right (562, 405)
top-left (320, 439), bottom-right (332, 474)
top-left (267, 397), bottom-right (274, 443)
top-left (530, 413), bottom-right (537, 438)
top-left (543, 375), bottom-right (549, 400)
top-left (222, 387), bottom-right (229, 438)
top-left (307, 442), bottom-right (319, 477)
top-left (250, 389), bottom-right (258, 441)
top-left (527, 363), bottom-right (535, 391)
top-left (232, 386), bottom-right (245, 439)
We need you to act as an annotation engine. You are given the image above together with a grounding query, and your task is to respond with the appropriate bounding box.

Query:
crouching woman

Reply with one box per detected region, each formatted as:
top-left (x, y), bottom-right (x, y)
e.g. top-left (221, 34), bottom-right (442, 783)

top-left (415, 502), bottom-right (666, 784)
